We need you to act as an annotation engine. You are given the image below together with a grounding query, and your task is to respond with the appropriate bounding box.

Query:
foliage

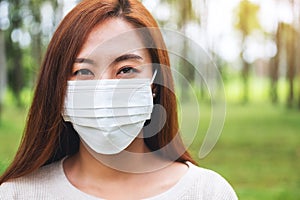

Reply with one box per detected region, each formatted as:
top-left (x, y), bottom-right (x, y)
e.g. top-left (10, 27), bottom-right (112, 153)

top-left (1, 0), bottom-right (300, 109)
top-left (1, 0), bottom-right (58, 107)
top-left (234, 0), bottom-right (261, 103)
top-left (234, 0), bottom-right (260, 36)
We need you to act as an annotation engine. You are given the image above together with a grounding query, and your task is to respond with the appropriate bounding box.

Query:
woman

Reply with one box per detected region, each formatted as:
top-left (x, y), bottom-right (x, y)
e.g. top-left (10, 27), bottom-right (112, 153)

top-left (0, 0), bottom-right (238, 199)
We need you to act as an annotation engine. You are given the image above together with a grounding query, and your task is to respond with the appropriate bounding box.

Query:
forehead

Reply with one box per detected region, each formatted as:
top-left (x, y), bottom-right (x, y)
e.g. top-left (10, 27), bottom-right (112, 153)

top-left (79, 18), bottom-right (146, 58)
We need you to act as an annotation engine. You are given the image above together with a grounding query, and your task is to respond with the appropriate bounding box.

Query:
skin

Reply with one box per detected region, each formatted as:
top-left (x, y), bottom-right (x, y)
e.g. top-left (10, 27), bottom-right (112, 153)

top-left (64, 18), bottom-right (188, 199)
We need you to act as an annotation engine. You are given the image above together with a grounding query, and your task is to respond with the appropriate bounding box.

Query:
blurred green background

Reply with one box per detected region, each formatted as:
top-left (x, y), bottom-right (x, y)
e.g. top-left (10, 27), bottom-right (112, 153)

top-left (0, 0), bottom-right (300, 200)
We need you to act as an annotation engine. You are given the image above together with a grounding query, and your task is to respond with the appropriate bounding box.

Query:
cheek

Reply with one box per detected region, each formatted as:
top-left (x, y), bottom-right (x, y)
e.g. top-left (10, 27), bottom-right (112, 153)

top-left (141, 65), bottom-right (153, 79)
top-left (69, 75), bottom-right (77, 81)
top-left (143, 53), bottom-right (154, 79)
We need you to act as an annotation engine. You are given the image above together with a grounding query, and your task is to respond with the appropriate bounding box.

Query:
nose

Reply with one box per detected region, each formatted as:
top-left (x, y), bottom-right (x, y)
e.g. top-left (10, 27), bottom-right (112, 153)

top-left (97, 70), bottom-right (114, 80)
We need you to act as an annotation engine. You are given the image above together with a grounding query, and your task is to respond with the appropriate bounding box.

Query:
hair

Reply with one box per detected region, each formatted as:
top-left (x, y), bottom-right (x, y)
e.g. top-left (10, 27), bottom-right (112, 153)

top-left (0, 0), bottom-right (196, 184)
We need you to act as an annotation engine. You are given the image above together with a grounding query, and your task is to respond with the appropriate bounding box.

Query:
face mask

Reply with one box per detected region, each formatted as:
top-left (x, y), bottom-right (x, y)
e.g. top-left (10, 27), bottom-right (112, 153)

top-left (62, 71), bottom-right (156, 155)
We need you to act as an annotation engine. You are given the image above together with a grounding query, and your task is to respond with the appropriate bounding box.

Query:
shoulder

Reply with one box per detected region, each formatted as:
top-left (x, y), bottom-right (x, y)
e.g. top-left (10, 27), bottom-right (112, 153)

top-left (0, 160), bottom-right (62, 199)
top-left (182, 162), bottom-right (238, 200)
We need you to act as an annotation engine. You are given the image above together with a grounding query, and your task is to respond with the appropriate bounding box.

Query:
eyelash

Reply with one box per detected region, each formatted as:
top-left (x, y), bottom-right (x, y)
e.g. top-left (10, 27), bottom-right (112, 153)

top-left (73, 69), bottom-right (94, 76)
top-left (72, 66), bottom-right (139, 78)
top-left (117, 66), bottom-right (139, 75)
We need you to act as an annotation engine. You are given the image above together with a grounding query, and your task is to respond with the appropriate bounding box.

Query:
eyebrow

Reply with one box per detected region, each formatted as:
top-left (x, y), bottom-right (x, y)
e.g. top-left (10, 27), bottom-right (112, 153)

top-left (74, 58), bottom-right (96, 65)
top-left (113, 54), bottom-right (143, 63)
top-left (74, 53), bottom-right (143, 66)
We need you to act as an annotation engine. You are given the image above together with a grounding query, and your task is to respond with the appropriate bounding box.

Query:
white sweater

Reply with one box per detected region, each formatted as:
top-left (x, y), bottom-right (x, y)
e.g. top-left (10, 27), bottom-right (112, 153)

top-left (0, 159), bottom-right (238, 200)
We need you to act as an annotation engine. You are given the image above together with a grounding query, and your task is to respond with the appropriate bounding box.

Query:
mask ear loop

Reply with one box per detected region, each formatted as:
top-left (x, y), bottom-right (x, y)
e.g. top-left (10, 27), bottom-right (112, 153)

top-left (150, 69), bottom-right (158, 98)
top-left (150, 69), bottom-right (157, 84)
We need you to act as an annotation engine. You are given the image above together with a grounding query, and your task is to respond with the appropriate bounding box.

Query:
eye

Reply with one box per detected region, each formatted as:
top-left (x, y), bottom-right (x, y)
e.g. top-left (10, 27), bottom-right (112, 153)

top-left (117, 66), bottom-right (138, 75)
top-left (73, 69), bottom-right (95, 80)
top-left (73, 69), bottom-right (94, 76)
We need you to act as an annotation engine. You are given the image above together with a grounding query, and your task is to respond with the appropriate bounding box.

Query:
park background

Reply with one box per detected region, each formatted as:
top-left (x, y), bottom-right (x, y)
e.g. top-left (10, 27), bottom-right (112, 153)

top-left (0, 0), bottom-right (299, 199)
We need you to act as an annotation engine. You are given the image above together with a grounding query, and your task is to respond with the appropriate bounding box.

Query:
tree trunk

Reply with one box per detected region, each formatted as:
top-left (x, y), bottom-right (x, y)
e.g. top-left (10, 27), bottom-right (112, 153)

top-left (286, 25), bottom-right (296, 108)
top-left (178, 0), bottom-right (195, 102)
top-left (242, 60), bottom-right (250, 103)
top-left (0, 31), bottom-right (7, 121)
top-left (298, 28), bottom-right (300, 110)
top-left (270, 23), bottom-right (282, 104)
top-left (240, 33), bottom-right (250, 104)
top-left (7, 0), bottom-right (24, 107)
top-left (179, 39), bottom-right (194, 102)
top-left (11, 46), bottom-right (23, 106)
top-left (297, 5), bottom-right (300, 110)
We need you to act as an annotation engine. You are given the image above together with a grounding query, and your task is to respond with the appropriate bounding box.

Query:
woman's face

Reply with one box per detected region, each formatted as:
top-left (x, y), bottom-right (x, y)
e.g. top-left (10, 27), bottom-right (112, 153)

top-left (70, 18), bottom-right (153, 81)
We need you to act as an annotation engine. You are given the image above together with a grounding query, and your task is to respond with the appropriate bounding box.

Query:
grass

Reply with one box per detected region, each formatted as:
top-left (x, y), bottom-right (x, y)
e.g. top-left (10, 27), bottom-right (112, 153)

top-left (181, 102), bottom-right (300, 200)
top-left (0, 93), bottom-right (300, 199)
top-left (0, 89), bottom-right (31, 173)
top-left (0, 105), bottom-right (27, 173)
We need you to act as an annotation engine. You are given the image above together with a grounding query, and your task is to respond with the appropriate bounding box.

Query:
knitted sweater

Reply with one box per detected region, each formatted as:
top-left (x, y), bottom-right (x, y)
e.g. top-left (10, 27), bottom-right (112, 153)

top-left (0, 159), bottom-right (238, 200)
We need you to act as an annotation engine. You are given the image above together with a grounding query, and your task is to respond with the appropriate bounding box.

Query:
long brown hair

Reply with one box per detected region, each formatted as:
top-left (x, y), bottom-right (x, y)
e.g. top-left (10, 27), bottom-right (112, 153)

top-left (0, 0), bottom-right (196, 184)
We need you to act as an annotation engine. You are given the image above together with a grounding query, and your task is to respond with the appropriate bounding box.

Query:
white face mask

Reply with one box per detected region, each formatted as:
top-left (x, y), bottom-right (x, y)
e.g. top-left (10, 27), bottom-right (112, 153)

top-left (62, 71), bottom-right (156, 155)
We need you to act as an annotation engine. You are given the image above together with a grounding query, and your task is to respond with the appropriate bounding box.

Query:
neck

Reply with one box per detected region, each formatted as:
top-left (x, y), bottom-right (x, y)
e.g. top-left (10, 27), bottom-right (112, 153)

top-left (65, 137), bottom-right (171, 182)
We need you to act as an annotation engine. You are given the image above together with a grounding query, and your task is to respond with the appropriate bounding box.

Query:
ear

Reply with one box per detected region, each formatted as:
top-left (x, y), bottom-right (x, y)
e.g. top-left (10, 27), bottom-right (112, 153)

top-left (152, 84), bottom-right (157, 98)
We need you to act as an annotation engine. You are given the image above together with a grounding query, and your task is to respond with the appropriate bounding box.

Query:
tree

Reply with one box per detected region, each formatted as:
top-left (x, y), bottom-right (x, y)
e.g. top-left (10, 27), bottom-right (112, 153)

top-left (0, 30), bottom-right (6, 120)
top-left (283, 0), bottom-right (298, 108)
top-left (28, 0), bottom-right (61, 69)
top-left (235, 0), bottom-right (260, 103)
top-left (294, 0), bottom-right (300, 110)
top-left (269, 0), bottom-right (299, 109)
top-left (160, 0), bottom-right (200, 101)
top-left (269, 22), bottom-right (283, 104)
top-left (6, 0), bottom-right (24, 106)
top-left (285, 23), bottom-right (297, 108)
top-left (29, 0), bottom-right (43, 72)
top-left (298, 14), bottom-right (300, 110)
top-left (3, 0), bottom-right (61, 106)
